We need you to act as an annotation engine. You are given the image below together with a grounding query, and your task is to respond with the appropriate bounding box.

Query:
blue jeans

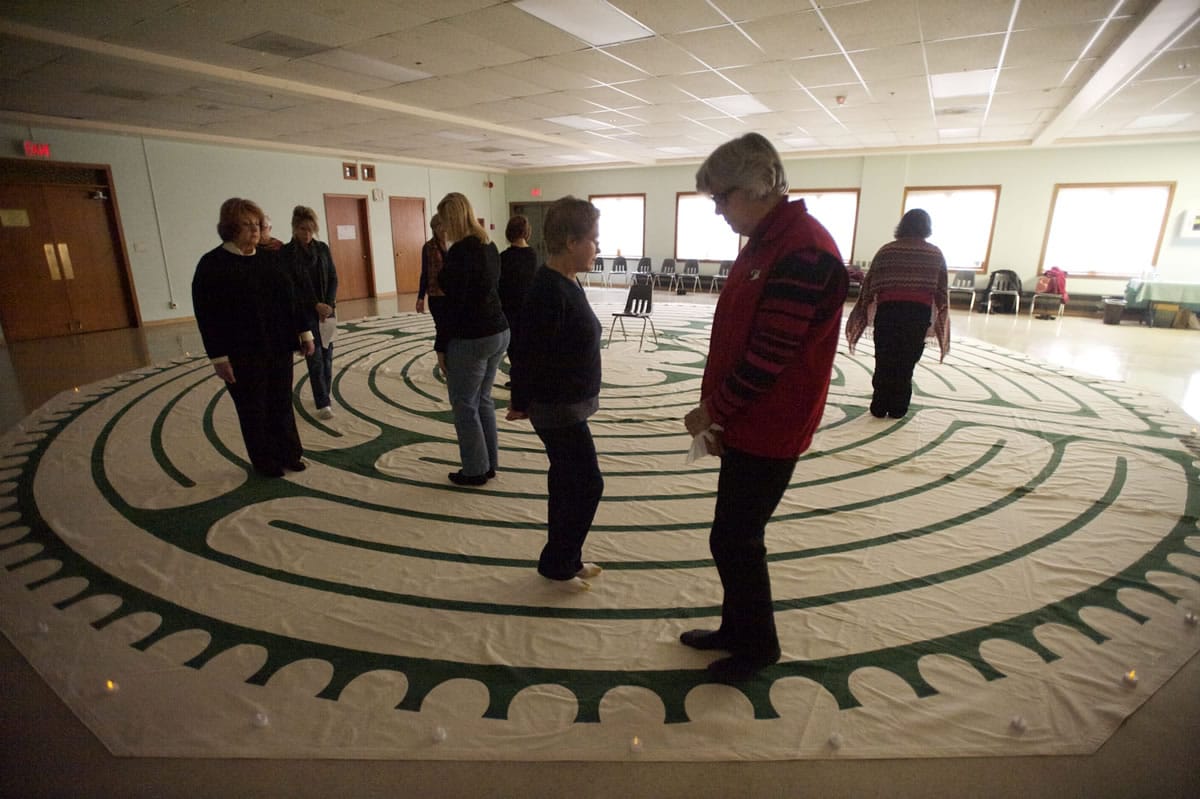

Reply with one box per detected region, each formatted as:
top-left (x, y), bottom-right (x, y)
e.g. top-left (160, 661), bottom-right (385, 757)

top-left (306, 339), bottom-right (334, 409)
top-left (534, 420), bottom-right (604, 580)
top-left (445, 330), bottom-right (509, 476)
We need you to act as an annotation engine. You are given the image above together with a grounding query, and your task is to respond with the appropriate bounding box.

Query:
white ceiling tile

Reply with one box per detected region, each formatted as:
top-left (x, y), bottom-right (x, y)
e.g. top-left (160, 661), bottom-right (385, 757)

top-left (849, 44), bottom-right (928, 82)
top-left (446, 3), bottom-right (586, 57)
top-left (739, 11), bottom-right (840, 60)
top-left (925, 35), bottom-right (1006, 74)
top-left (602, 37), bottom-right (708, 77)
top-left (541, 49), bottom-right (648, 84)
top-left (668, 26), bottom-right (774, 70)
top-left (786, 54), bottom-right (863, 89)
top-left (820, 0), bottom-right (923, 50)
top-left (1005, 22), bottom-right (1125, 66)
top-left (608, 0), bottom-right (729, 35)
top-left (1015, 0), bottom-right (1154, 28)
top-left (254, 59), bottom-right (395, 93)
top-left (919, 0), bottom-right (1016, 41)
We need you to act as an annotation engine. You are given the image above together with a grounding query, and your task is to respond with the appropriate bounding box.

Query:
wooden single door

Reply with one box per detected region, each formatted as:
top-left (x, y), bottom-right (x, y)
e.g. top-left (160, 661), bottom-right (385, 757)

top-left (322, 195), bottom-right (373, 300)
top-left (389, 196), bottom-right (426, 294)
top-left (0, 182), bottom-right (135, 341)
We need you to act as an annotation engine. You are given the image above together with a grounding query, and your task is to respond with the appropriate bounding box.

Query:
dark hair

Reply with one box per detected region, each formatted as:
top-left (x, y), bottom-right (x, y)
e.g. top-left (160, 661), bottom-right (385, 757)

top-left (542, 196), bottom-right (599, 256)
top-left (505, 214), bottom-right (530, 244)
top-left (291, 205), bottom-right (319, 234)
top-left (895, 208), bottom-right (932, 239)
top-left (216, 197), bottom-right (264, 242)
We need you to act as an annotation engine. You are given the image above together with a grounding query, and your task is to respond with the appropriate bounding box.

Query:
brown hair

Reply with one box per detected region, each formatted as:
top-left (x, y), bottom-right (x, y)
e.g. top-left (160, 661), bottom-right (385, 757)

top-left (291, 205), bottom-right (320, 234)
top-left (216, 197), bottom-right (264, 242)
top-left (505, 214), bottom-right (530, 244)
top-left (542, 196), bottom-right (599, 256)
top-left (436, 192), bottom-right (490, 245)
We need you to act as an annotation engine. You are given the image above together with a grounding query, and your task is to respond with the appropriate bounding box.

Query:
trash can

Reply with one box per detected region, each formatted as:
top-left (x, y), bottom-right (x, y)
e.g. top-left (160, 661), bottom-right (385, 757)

top-left (1102, 297), bottom-right (1125, 325)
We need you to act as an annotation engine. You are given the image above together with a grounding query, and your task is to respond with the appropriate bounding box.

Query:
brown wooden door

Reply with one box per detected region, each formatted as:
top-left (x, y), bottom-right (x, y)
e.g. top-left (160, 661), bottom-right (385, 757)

top-left (0, 185), bottom-right (74, 339)
top-left (323, 195), bottom-right (373, 300)
top-left (0, 183), bottom-right (134, 341)
top-left (389, 196), bottom-right (426, 294)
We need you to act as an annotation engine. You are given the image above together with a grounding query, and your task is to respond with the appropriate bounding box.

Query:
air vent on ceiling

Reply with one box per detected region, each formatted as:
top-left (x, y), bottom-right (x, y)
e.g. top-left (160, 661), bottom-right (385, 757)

top-left (472, 146), bottom-right (505, 153)
top-left (233, 32), bottom-right (330, 59)
top-left (937, 106), bottom-right (984, 116)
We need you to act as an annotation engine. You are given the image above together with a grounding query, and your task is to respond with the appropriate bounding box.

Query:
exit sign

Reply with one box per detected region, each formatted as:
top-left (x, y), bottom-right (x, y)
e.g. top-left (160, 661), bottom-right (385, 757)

top-left (23, 140), bottom-right (50, 158)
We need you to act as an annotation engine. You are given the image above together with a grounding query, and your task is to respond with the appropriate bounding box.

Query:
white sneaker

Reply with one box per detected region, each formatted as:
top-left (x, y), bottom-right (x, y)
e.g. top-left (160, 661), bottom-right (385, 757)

top-left (317, 406), bottom-right (334, 420)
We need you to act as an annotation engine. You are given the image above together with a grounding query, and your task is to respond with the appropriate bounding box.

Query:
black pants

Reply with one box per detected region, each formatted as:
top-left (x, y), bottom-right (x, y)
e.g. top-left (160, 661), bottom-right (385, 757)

top-left (870, 301), bottom-right (930, 418)
top-left (534, 421), bottom-right (604, 580)
top-left (227, 350), bottom-right (303, 474)
top-left (710, 447), bottom-right (796, 659)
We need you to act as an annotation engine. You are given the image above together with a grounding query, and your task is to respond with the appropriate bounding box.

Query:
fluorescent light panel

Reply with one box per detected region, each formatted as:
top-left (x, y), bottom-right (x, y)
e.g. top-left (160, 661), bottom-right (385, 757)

top-left (930, 69), bottom-right (995, 99)
top-left (1126, 113), bottom-right (1192, 129)
top-left (514, 0), bottom-right (654, 47)
top-left (706, 94), bottom-right (771, 116)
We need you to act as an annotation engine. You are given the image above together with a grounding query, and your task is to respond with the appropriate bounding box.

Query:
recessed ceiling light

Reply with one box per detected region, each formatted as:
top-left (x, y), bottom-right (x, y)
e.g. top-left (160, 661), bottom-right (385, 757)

top-left (706, 94), bottom-right (771, 116)
top-left (938, 127), bottom-right (979, 138)
top-left (514, 0), bottom-right (654, 47)
top-left (1126, 113), bottom-right (1192, 129)
top-left (930, 69), bottom-right (995, 99)
top-left (546, 114), bottom-right (615, 131)
top-left (783, 136), bottom-right (819, 148)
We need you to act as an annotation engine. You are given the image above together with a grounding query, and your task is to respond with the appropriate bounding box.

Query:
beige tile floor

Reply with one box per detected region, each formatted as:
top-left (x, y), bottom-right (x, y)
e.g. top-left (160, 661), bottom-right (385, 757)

top-left (1, 290), bottom-right (1198, 798)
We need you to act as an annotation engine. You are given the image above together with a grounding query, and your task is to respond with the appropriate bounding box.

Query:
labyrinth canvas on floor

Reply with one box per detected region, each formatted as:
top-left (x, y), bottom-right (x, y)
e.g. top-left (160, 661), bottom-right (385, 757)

top-left (1, 302), bottom-right (1198, 761)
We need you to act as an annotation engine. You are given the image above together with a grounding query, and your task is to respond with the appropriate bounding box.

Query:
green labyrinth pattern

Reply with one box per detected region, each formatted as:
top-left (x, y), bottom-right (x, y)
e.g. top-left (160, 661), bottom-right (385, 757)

top-left (1, 303), bottom-right (1199, 760)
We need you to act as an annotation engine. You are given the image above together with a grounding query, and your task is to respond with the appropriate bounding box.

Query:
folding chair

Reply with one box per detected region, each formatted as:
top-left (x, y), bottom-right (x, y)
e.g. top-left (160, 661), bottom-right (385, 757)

top-left (676, 259), bottom-right (701, 292)
top-left (986, 270), bottom-right (1021, 315)
top-left (632, 257), bottom-right (654, 285)
top-left (607, 282), bottom-right (658, 350)
top-left (710, 260), bottom-right (732, 292)
top-left (655, 258), bottom-right (677, 291)
top-left (947, 270), bottom-right (976, 312)
top-left (606, 256), bottom-right (629, 287)
top-left (584, 257), bottom-right (605, 287)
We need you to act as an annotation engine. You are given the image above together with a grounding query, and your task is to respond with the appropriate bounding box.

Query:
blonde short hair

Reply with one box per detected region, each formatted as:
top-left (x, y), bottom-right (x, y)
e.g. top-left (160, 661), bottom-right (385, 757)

top-left (695, 132), bottom-right (789, 200)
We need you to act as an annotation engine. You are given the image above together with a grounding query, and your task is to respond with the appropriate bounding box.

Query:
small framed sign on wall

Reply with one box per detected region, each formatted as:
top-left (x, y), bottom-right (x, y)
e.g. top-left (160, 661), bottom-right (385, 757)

top-left (1182, 209), bottom-right (1200, 239)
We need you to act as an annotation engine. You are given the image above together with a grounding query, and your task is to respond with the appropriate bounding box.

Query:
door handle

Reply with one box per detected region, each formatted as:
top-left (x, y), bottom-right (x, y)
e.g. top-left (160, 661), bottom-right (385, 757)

top-left (57, 243), bottom-right (75, 279)
top-left (44, 244), bottom-right (62, 279)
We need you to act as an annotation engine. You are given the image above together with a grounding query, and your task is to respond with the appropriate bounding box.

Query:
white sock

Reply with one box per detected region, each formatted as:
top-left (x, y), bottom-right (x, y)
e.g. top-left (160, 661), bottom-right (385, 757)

top-left (576, 563), bottom-right (602, 579)
top-left (550, 576), bottom-right (591, 592)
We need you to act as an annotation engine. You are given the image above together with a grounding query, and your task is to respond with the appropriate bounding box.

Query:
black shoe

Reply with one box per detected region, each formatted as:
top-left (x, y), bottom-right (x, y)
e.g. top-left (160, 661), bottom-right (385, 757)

top-left (486, 468), bottom-right (496, 479)
top-left (707, 650), bottom-right (781, 684)
top-left (255, 465), bottom-right (285, 478)
top-left (680, 629), bottom-right (731, 651)
top-left (285, 460), bottom-right (307, 472)
top-left (448, 470), bottom-right (488, 486)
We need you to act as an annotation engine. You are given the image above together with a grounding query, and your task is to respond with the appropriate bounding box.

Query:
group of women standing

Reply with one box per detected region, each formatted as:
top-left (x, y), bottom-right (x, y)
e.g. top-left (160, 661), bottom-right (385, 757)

top-left (192, 200), bottom-right (339, 478)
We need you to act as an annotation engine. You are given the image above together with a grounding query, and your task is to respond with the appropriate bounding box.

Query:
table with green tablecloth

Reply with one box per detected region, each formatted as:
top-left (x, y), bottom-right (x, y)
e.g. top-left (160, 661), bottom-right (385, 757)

top-left (1124, 280), bottom-right (1200, 326)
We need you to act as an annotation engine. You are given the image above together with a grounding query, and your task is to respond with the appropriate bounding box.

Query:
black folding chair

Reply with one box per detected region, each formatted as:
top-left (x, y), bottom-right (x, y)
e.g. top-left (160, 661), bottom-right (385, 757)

top-left (607, 282), bottom-right (658, 350)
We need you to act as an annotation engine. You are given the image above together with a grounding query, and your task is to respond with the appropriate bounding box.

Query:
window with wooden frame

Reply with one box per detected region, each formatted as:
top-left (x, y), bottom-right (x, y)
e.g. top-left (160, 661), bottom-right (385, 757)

top-left (342, 162), bottom-right (358, 180)
top-left (675, 192), bottom-right (740, 262)
top-left (789, 188), bottom-right (860, 263)
top-left (588, 194), bottom-right (645, 258)
top-left (360, 164), bottom-right (376, 181)
top-left (1040, 182), bottom-right (1175, 277)
top-left (902, 186), bottom-right (1000, 271)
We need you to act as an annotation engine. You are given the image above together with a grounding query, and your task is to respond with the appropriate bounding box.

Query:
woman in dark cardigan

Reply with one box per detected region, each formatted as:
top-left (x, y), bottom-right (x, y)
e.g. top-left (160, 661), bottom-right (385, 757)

top-left (281, 205), bottom-right (339, 419)
top-left (498, 213), bottom-right (538, 380)
top-left (506, 196), bottom-right (604, 591)
top-left (192, 197), bottom-right (314, 478)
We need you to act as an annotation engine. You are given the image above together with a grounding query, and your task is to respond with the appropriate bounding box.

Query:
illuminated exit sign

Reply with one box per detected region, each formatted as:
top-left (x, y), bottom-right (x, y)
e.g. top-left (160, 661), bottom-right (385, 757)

top-left (23, 140), bottom-right (51, 158)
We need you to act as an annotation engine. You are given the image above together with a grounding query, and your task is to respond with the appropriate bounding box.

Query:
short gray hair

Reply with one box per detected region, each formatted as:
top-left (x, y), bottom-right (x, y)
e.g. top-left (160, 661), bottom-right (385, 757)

top-left (695, 132), bottom-right (789, 200)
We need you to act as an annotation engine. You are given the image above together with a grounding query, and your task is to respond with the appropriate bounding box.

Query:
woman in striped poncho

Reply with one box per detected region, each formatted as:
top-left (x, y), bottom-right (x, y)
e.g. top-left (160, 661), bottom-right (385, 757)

top-left (846, 208), bottom-right (950, 419)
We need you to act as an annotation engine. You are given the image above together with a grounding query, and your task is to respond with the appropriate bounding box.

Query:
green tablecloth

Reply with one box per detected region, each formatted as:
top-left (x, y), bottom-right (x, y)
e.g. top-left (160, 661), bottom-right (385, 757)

top-left (1124, 280), bottom-right (1200, 310)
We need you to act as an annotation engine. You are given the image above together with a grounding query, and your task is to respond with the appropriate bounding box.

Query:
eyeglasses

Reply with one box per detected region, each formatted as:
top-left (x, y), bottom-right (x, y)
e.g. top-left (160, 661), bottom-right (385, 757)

top-left (711, 188), bottom-right (738, 206)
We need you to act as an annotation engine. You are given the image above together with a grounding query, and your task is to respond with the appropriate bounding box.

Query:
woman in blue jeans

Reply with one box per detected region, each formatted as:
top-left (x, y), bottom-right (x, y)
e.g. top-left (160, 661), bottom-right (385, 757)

top-left (436, 192), bottom-right (510, 486)
top-left (506, 196), bottom-right (604, 591)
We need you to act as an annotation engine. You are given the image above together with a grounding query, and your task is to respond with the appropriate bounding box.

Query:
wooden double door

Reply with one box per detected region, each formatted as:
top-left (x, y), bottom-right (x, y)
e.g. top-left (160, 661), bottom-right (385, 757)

top-left (0, 164), bottom-right (135, 342)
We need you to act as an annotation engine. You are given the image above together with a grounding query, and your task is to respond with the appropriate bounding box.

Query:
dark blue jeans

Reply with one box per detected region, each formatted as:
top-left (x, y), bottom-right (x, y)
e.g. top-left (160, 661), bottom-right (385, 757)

top-left (534, 420), bottom-right (604, 580)
top-left (305, 339), bottom-right (334, 410)
top-left (709, 447), bottom-right (796, 659)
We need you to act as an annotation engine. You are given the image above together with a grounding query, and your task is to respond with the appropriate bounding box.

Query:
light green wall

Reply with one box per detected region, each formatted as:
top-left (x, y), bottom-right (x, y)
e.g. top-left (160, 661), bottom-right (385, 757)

top-left (506, 140), bottom-right (1200, 294)
top-left (1, 123), bottom-right (506, 322)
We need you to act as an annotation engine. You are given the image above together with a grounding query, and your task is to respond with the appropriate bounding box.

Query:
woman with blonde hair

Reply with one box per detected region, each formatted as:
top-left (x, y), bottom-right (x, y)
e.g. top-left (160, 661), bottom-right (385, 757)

top-left (436, 192), bottom-right (510, 486)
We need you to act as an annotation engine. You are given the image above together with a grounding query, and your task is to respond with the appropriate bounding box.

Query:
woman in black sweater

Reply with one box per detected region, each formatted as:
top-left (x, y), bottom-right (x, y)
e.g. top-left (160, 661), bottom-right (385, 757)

top-left (192, 197), bottom-right (314, 478)
top-left (506, 196), bottom-right (604, 591)
top-left (436, 192), bottom-right (510, 487)
top-left (498, 214), bottom-right (538, 378)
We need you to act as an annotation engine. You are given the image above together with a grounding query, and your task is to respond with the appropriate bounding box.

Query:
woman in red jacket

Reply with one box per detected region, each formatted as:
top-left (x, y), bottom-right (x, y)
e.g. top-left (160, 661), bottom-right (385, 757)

top-left (682, 133), bottom-right (849, 683)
